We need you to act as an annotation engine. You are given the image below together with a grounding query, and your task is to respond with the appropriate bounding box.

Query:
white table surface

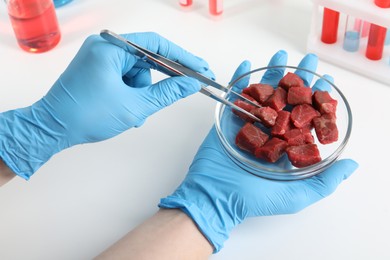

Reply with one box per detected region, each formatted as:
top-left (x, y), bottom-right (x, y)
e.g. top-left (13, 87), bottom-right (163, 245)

top-left (1, 0), bottom-right (389, 259)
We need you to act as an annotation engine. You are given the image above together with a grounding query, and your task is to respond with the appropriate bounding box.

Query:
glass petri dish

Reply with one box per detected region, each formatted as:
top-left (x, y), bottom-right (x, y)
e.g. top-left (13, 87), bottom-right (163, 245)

top-left (214, 65), bottom-right (352, 181)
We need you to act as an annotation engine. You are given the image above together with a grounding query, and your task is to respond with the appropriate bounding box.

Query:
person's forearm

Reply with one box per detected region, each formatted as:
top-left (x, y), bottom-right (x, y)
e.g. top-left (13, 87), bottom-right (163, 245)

top-left (0, 158), bottom-right (15, 187)
top-left (95, 208), bottom-right (213, 260)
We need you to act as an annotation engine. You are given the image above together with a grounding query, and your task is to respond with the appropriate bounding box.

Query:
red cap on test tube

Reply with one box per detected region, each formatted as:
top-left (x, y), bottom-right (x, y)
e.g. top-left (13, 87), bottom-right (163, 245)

top-left (179, 0), bottom-right (193, 7)
top-left (365, 24), bottom-right (387, 60)
top-left (209, 0), bottom-right (223, 15)
top-left (321, 8), bottom-right (340, 44)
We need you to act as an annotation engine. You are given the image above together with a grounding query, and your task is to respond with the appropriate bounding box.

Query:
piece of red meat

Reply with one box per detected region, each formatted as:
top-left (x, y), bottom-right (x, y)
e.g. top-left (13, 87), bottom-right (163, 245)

top-left (290, 104), bottom-right (321, 128)
top-left (241, 93), bottom-right (258, 103)
top-left (235, 122), bottom-right (269, 154)
top-left (263, 87), bottom-right (287, 111)
top-left (255, 137), bottom-right (288, 163)
top-left (232, 94), bottom-right (258, 122)
top-left (283, 128), bottom-right (314, 146)
top-left (313, 90), bottom-right (338, 114)
top-left (242, 83), bottom-right (274, 104)
top-left (313, 113), bottom-right (338, 144)
top-left (286, 144), bottom-right (322, 168)
top-left (287, 86), bottom-right (313, 105)
top-left (271, 110), bottom-right (291, 137)
top-left (278, 72), bottom-right (305, 90)
top-left (252, 106), bottom-right (278, 128)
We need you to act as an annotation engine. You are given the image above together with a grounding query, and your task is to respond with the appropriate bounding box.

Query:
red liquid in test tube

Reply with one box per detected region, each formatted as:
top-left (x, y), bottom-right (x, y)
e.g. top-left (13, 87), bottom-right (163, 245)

top-left (179, 0), bottom-right (193, 7)
top-left (366, 24), bottom-right (387, 60)
top-left (321, 8), bottom-right (340, 44)
top-left (209, 0), bottom-right (223, 15)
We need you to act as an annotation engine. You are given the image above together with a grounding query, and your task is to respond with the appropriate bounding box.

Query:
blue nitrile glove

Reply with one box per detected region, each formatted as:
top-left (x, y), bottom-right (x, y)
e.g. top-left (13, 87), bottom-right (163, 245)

top-left (159, 51), bottom-right (358, 253)
top-left (0, 32), bottom-right (214, 180)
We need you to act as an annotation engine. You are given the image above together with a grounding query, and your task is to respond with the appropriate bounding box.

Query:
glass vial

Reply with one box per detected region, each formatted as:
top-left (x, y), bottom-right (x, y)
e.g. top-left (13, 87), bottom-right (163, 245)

top-left (53, 0), bottom-right (73, 8)
top-left (5, 0), bottom-right (61, 53)
top-left (321, 8), bottom-right (340, 44)
top-left (343, 16), bottom-right (362, 52)
top-left (209, 0), bottom-right (223, 15)
top-left (365, 23), bottom-right (387, 60)
top-left (361, 21), bottom-right (371, 38)
top-left (384, 47), bottom-right (390, 66)
top-left (385, 30), bottom-right (390, 45)
top-left (374, 0), bottom-right (390, 8)
top-left (179, 0), bottom-right (192, 7)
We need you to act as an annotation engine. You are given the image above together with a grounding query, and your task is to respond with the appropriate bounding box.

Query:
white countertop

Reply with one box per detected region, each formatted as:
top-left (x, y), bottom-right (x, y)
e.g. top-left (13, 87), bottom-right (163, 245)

top-left (0, 0), bottom-right (389, 259)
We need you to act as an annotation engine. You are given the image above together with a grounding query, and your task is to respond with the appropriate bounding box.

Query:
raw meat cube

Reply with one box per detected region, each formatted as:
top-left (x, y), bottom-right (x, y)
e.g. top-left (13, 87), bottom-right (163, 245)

top-left (313, 113), bottom-right (338, 144)
top-left (286, 144), bottom-right (322, 168)
top-left (271, 110), bottom-right (291, 137)
top-left (278, 72), bottom-right (305, 90)
top-left (232, 94), bottom-right (258, 122)
top-left (255, 137), bottom-right (288, 163)
top-left (313, 90), bottom-right (338, 114)
top-left (243, 83), bottom-right (275, 104)
top-left (252, 106), bottom-right (278, 128)
top-left (263, 87), bottom-right (287, 111)
top-left (241, 93), bottom-right (258, 103)
top-left (287, 86), bottom-right (312, 105)
top-left (283, 128), bottom-right (314, 146)
top-left (290, 104), bottom-right (321, 128)
top-left (301, 122), bottom-right (315, 131)
top-left (233, 99), bottom-right (255, 113)
top-left (235, 122), bottom-right (269, 154)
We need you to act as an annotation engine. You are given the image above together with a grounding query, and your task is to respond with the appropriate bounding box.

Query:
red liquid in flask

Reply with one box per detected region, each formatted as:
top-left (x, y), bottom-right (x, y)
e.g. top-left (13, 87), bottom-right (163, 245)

top-left (7, 0), bottom-right (61, 53)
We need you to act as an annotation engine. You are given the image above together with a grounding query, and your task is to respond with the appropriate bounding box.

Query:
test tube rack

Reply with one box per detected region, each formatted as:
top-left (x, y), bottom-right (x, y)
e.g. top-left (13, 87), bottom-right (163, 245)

top-left (307, 0), bottom-right (390, 85)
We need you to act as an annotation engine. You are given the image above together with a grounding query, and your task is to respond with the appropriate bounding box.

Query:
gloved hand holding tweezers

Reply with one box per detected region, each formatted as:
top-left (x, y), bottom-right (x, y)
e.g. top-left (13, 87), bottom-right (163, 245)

top-left (0, 32), bottom-right (213, 180)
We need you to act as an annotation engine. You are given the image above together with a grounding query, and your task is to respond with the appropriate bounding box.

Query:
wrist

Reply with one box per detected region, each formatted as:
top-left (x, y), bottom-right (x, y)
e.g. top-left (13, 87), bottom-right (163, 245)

top-left (0, 157), bottom-right (15, 186)
top-left (159, 174), bottom-right (240, 253)
top-left (0, 102), bottom-right (69, 180)
top-left (96, 208), bottom-right (213, 259)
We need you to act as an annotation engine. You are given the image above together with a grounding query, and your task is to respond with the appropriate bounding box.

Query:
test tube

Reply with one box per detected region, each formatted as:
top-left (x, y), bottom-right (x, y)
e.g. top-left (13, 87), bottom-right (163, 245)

top-left (361, 21), bottom-right (371, 38)
top-left (365, 23), bottom-right (387, 60)
top-left (385, 30), bottom-right (390, 45)
top-left (209, 0), bottom-right (223, 16)
top-left (385, 47), bottom-right (390, 66)
top-left (343, 16), bottom-right (362, 52)
top-left (321, 8), bottom-right (340, 44)
top-left (179, 0), bottom-right (193, 7)
top-left (374, 0), bottom-right (390, 8)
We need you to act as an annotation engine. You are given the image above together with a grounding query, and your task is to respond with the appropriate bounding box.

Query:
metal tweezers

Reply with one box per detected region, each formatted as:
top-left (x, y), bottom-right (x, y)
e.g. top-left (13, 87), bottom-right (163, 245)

top-left (100, 29), bottom-right (262, 122)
